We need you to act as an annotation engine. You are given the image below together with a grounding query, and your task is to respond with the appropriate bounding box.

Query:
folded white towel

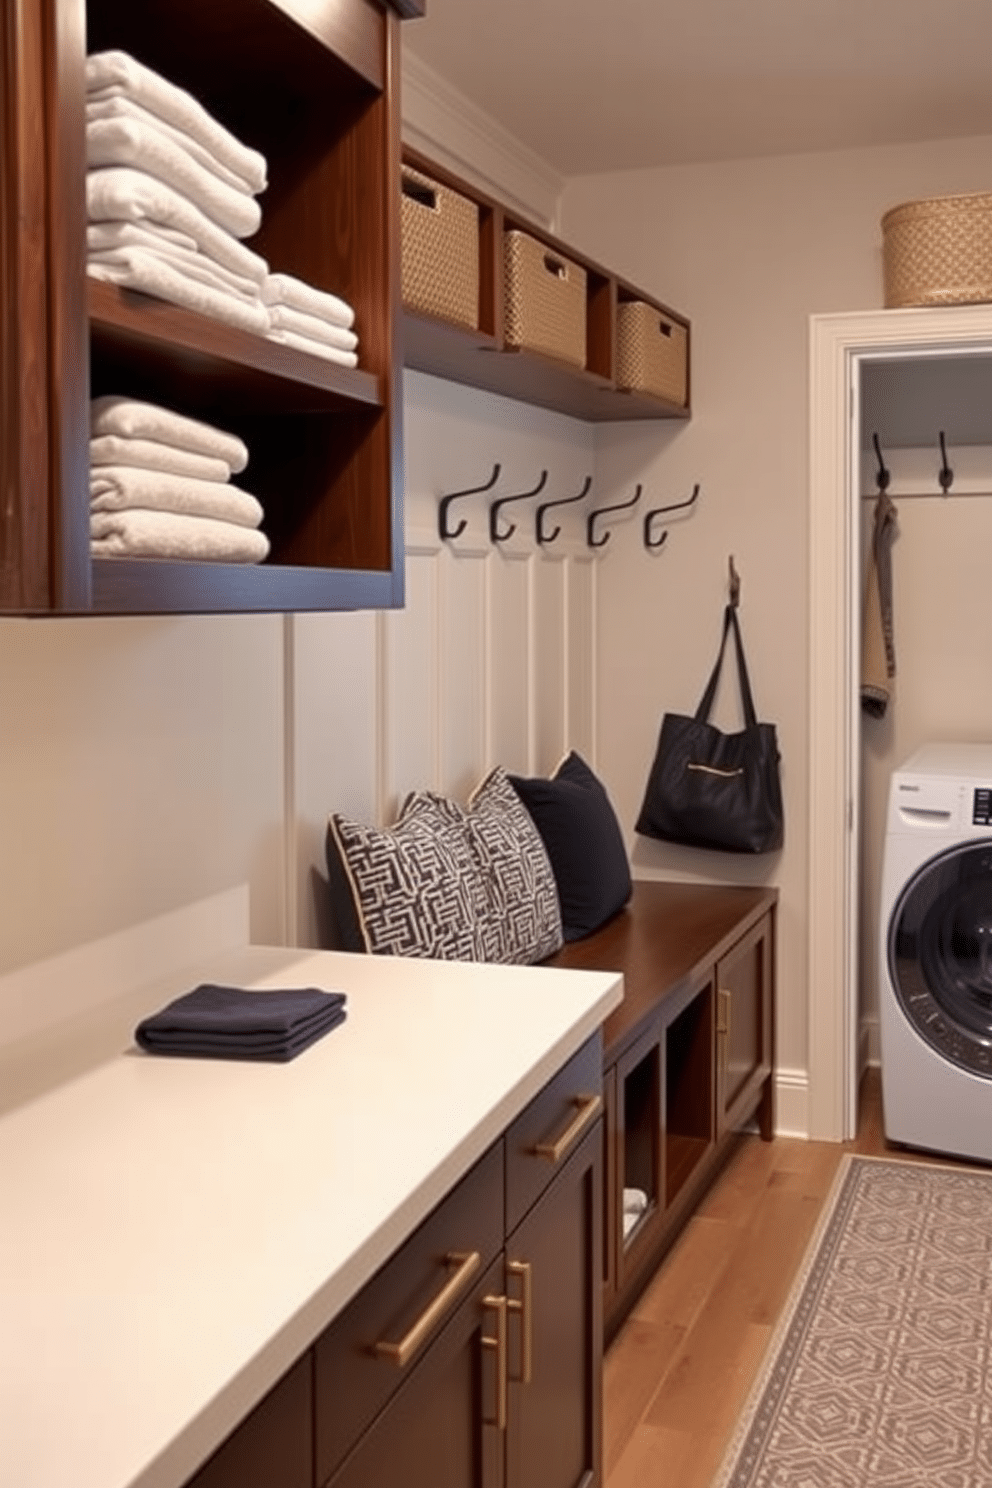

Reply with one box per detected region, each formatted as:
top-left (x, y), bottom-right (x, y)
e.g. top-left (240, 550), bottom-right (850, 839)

top-left (88, 222), bottom-right (263, 304)
top-left (262, 271), bottom-right (355, 330)
top-left (86, 95), bottom-right (260, 197)
top-left (267, 302), bottom-right (358, 352)
top-left (87, 247), bottom-right (271, 336)
top-left (264, 327), bottom-right (358, 368)
top-left (86, 168), bottom-right (268, 285)
top-left (622, 1187), bottom-right (649, 1216)
top-left (91, 397), bottom-right (249, 474)
top-left (90, 467), bottom-right (264, 528)
top-left (89, 433), bottom-right (230, 483)
top-left (86, 51), bottom-right (267, 195)
top-left (91, 508), bottom-right (270, 562)
top-left (87, 117), bottom-right (261, 240)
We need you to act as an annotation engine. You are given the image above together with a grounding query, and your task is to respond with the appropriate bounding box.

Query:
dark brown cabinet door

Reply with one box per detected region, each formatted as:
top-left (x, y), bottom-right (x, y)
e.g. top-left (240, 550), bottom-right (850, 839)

top-left (716, 911), bottom-right (775, 1139)
top-left (325, 1254), bottom-right (506, 1488)
top-left (504, 1122), bottom-right (603, 1488)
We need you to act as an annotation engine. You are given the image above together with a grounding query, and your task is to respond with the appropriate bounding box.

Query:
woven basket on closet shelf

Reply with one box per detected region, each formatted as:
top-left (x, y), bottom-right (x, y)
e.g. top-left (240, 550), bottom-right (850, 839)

top-left (400, 165), bottom-right (479, 329)
top-left (503, 229), bottom-right (587, 368)
top-left (615, 301), bottom-right (688, 406)
top-left (881, 192), bottom-right (992, 309)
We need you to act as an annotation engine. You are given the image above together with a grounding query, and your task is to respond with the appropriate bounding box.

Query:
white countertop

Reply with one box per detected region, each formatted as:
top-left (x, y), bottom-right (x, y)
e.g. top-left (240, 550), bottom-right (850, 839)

top-left (0, 939), bottom-right (621, 1488)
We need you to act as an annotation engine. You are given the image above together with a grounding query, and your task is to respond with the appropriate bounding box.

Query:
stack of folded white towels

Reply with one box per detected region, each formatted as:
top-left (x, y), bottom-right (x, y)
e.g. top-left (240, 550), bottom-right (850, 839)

top-left (89, 396), bottom-right (270, 563)
top-left (84, 50), bottom-right (361, 367)
top-left (263, 273), bottom-right (359, 367)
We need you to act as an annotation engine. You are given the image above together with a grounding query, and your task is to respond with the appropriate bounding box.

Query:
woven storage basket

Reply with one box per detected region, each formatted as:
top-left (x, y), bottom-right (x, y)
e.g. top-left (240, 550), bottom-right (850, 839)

top-left (401, 165), bottom-right (479, 329)
top-left (616, 302), bottom-right (688, 405)
top-left (882, 192), bottom-right (992, 309)
top-left (503, 230), bottom-right (586, 368)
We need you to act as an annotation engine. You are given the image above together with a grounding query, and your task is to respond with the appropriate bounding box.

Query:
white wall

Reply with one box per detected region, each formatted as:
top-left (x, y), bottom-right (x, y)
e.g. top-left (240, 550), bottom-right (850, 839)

top-left (559, 132), bottom-right (992, 1109)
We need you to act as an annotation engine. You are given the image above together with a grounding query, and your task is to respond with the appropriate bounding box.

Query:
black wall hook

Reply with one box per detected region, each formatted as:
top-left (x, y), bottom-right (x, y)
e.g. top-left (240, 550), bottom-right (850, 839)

top-left (938, 430), bottom-right (954, 494)
top-left (728, 554), bottom-right (741, 608)
top-left (587, 485), bottom-right (642, 549)
top-left (536, 475), bottom-right (592, 545)
top-left (490, 470), bottom-right (548, 543)
top-left (872, 433), bottom-right (890, 493)
top-left (438, 463), bottom-right (501, 541)
top-left (643, 482), bottom-right (700, 549)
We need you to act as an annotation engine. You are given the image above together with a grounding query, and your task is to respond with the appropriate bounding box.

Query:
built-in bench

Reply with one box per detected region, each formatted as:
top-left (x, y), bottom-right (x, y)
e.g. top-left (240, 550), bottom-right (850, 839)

top-left (324, 762), bottom-right (778, 1338)
top-left (546, 879), bottom-right (777, 1338)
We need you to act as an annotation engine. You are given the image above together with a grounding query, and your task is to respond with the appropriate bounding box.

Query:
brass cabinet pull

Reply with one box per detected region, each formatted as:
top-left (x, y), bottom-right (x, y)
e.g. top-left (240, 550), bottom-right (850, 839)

top-left (373, 1250), bottom-right (481, 1368)
top-left (481, 1293), bottom-right (508, 1430)
top-left (533, 1092), bottom-right (602, 1163)
top-left (717, 988), bottom-right (732, 1039)
top-left (506, 1259), bottom-right (532, 1384)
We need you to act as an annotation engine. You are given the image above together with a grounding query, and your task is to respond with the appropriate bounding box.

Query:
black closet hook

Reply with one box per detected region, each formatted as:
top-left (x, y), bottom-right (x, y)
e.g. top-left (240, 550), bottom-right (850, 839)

top-left (728, 554), bottom-right (741, 608)
top-left (587, 485), bottom-right (642, 549)
top-left (490, 470), bottom-right (548, 544)
top-left (872, 433), bottom-right (890, 492)
top-left (938, 431), bottom-right (954, 494)
top-left (536, 475), bottom-right (592, 545)
top-left (438, 463), bottom-right (501, 541)
top-left (643, 482), bottom-right (701, 549)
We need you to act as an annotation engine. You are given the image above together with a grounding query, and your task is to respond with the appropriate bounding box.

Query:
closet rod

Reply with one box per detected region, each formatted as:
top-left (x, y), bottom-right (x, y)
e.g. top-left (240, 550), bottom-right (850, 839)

top-left (860, 489), bottom-right (992, 501)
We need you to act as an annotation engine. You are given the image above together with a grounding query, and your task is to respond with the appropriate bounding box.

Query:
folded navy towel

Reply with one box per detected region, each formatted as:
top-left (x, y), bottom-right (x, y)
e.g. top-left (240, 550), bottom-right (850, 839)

top-left (135, 984), bottom-right (347, 1062)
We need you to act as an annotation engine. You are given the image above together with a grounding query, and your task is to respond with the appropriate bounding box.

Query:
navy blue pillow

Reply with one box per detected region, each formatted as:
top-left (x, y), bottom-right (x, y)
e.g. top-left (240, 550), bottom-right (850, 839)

top-left (508, 752), bottom-right (632, 941)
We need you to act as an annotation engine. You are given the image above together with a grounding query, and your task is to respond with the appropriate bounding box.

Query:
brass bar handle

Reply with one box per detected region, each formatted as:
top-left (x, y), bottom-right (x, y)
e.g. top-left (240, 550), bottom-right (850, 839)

top-left (717, 988), bottom-right (732, 1039)
top-left (481, 1293), bottom-right (508, 1430)
top-left (506, 1258), bottom-right (532, 1384)
top-left (532, 1092), bottom-right (602, 1164)
top-left (373, 1250), bottom-right (481, 1368)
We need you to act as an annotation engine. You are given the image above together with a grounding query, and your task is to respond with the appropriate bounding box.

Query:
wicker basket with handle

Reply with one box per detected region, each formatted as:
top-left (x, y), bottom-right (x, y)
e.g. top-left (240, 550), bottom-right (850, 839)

top-left (401, 165), bottom-right (479, 329)
top-left (503, 230), bottom-right (587, 368)
top-left (882, 192), bottom-right (992, 309)
top-left (616, 301), bottom-right (688, 406)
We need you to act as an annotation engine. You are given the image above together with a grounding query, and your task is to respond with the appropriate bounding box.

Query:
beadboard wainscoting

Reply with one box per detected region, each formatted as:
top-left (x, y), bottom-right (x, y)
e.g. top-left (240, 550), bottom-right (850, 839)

top-left (288, 521), bottom-right (599, 951)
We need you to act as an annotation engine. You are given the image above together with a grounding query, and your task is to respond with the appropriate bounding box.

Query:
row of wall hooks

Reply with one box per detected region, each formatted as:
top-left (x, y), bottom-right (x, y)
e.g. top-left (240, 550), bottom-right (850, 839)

top-left (437, 465), bottom-right (701, 550)
top-left (871, 430), bottom-right (966, 497)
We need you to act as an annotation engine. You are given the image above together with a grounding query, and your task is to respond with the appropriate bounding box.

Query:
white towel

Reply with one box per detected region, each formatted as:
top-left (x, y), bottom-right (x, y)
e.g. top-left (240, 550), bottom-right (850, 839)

top-left (91, 397), bottom-right (249, 474)
top-left (86, 51), bottom-right (267, 195)
top-left (90, 467), bottom-right (264, 528)
top-left (87, 247), bottom-right (271, 336)
top-left (87, 116), bottom-right (261, 240)
top-left (86, 168), bottom-right (268, 285)
top-left (267, 302), bottom-right (359, 352)
top-left (87, 222), bottom-right (263, 304)
top-left (91, 508), bottom-right (270, 562)
top-left (86, 94), bottom-right (260, 197)
top-left (262, 271), bottom-right (355, 330)
top-left (89, 433), bottom-right (230, 483)
top-left (264, 327), bottom-right (358, 367)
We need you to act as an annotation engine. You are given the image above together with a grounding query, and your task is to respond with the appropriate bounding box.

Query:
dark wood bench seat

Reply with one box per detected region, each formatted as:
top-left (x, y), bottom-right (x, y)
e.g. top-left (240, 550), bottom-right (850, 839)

top-left (546, 878), bottom-right (778, 1337)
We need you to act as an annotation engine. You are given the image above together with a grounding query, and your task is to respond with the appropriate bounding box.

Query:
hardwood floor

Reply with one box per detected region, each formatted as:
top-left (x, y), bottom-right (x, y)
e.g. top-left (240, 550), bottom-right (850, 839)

top-left (602, 1066), bottom-right (909, 1487)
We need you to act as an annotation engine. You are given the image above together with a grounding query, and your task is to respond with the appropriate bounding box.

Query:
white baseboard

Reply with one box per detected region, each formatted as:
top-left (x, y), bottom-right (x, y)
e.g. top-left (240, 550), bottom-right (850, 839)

top-left (774, 1066), bottom-right (810, 1138)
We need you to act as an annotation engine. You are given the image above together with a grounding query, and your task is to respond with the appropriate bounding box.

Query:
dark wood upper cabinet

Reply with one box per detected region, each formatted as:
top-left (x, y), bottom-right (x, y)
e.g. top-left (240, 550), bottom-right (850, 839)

top-left (5, 0), bottom-right (408, 614)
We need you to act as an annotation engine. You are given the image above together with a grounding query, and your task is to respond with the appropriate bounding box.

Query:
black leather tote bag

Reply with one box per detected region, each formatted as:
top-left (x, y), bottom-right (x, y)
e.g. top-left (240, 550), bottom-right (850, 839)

top-left (635, 603), bottom-right (783, 854)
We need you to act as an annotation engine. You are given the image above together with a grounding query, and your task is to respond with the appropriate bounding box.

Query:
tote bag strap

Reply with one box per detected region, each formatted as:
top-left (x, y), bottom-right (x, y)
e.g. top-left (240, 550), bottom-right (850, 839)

top-left (695, 604), bottom-right (759, 727)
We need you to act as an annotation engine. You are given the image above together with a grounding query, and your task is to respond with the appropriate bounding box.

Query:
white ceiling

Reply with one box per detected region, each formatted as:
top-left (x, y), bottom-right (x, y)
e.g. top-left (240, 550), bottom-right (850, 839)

top-left (403, 0), bottom-right (992, 175)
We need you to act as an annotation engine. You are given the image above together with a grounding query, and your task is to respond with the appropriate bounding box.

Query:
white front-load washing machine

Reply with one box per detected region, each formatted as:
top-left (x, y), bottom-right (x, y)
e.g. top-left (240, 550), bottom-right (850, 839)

top-left (879, 742), bottom-right (992, 1163)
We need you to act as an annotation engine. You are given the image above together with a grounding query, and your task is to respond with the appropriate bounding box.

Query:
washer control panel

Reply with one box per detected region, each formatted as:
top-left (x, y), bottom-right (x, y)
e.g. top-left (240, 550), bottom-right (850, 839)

top-left (973, 788), bottom-right (992, 826)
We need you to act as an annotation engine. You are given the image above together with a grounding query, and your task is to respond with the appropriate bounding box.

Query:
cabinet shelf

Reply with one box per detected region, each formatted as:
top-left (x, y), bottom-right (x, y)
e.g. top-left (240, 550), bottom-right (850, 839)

top-left (400, 147), bottom-right (692, 424)
top-left (2, 0), bottom-right (406, 614)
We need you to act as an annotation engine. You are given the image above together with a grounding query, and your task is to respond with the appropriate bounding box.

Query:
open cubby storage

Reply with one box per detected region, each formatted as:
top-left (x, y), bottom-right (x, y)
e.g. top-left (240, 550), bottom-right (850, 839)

top-left (2, 0), bottom-right (406, 614)
top-left (400, 148), bottom-right (692, 423)
top-left (545, 880), bottom-right (777, 1338)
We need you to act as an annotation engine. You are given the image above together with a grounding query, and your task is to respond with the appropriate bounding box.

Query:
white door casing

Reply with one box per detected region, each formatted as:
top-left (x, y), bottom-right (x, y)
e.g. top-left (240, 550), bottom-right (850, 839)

top-left (808, 304), bottom-right (992, 1141)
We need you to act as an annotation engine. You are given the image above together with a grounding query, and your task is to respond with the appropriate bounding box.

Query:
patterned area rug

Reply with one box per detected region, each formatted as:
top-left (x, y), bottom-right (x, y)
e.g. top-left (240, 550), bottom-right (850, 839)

top-left (713, 1154), bottom-right (992, 1488)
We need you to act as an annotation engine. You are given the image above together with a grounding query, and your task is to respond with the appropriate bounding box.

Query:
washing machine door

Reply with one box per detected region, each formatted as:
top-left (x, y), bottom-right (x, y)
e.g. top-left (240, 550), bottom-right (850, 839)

top-left (889, 839), bottom-right (992, 1078)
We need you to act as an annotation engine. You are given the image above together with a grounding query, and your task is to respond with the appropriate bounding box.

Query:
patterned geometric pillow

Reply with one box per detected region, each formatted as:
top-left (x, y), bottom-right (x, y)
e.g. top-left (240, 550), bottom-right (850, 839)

top-left (326, 792), bottom-right (489, 960)
top-left (463, 767), bottom-right (563, 964)
top-left (325, 769), bottom-right (563, 964)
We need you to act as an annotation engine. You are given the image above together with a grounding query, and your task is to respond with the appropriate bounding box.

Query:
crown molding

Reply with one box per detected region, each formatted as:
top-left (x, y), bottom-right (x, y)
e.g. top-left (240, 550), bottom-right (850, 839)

top-left (400, 51), bottom-right (565, 230)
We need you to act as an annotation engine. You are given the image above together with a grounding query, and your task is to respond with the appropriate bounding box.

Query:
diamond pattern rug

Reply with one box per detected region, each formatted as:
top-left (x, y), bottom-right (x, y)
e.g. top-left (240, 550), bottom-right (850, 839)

top-left (712, 1154), bottom-right (992, 1488)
